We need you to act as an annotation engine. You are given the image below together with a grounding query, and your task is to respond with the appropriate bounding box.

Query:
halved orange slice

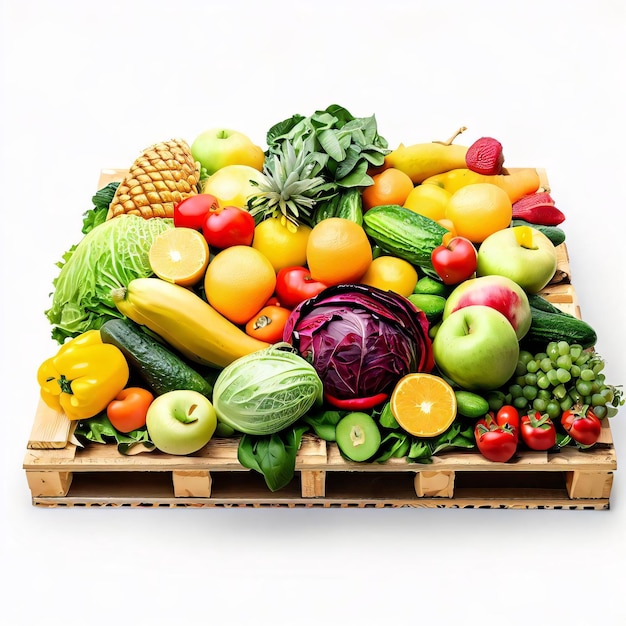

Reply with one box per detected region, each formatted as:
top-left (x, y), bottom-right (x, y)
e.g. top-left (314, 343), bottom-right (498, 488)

top-left (149, 227), bottom-right (210, 287)
top-left (390, 373), bottom-right (457, 437)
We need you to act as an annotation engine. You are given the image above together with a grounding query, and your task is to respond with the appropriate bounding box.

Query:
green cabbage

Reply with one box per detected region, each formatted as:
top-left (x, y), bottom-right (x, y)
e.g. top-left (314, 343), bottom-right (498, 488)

top-left (45, 214), bottom-right (173, 343)
top-left (212, 345), bottom-right (324, 435)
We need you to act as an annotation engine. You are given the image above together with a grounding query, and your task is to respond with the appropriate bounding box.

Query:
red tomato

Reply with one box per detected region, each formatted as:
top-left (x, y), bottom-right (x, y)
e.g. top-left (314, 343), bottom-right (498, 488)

top-left (245, 305), bottom-right (292, 343)
top-left (174, 194), bottom-right (219, 230)
top-left (106, 387), bottom-right (155, 433)
top-left (495, 405), bottom-right (520, 442)
top-left (275, 266), bottom-right (328, 309)
top-left (474, 415), bottom-right (517, 463)
top-left (431, 235), bottom-right (478, 285)
top-left (520, 411), bottom-right (557, 450)
top-left (202, 205), bottom-right (255, 249)
top-left (561, 407), bottom-right (602, 446)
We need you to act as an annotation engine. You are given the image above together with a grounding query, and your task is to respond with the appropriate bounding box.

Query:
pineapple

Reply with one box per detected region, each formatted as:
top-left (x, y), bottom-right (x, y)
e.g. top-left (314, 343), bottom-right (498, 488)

top-left (107, 138), bottom-right (201, 219)
top-left (247, 140), bottom-right (334, 230)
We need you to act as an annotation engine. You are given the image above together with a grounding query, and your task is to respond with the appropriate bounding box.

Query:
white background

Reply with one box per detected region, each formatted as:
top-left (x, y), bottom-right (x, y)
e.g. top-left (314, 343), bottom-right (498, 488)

top-left (2, 1), bottom-right (625, 624)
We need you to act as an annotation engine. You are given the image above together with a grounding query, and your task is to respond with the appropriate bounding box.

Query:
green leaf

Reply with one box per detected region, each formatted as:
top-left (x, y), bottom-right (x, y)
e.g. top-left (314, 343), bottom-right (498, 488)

top-left (303, 409), bottom-right (343, 441)
top-left (378, 402), bottom-right (399, 429)
top-left (237, 425), bottom-right (308, 492)
top-left (317, 129), bottom-right (346, 162)
top-left (74, 413), bottom-right (152, 447)
top-left (335, 161), bottom-right (373, 188)
top-left (375, 431), bottom-right (411, 463)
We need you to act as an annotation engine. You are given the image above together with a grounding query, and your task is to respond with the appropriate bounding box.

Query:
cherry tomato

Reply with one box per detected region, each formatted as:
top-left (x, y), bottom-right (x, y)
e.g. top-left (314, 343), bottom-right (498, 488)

top-left (245, 305), bottom-right (292, 343)
top-left (561, 406), bottom-right (602, 446)
top-left (202, 205), bottom-right (255, 249)
top-left (520, 411), bottom-right (557, 450)
top-left (495, 405), bottom-right (520, 442)
top-left (106, 387), bottom-right (155, 433)
top-left (431, 235), bottom-right (477, 285)
top-left (275, 266), bottom-right (328, 309)
top-left (474, 415), bottom-right (517, 462)
top-left (174, 194), bottom-right (219, 230)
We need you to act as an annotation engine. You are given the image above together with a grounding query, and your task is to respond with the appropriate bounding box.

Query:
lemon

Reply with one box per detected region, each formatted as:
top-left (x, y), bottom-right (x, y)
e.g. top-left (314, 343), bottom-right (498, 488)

top-left (201, 165), bottom-right (266, 209)
top-left (252, 217), bottom-right (312, 272)
top-left (403, 184), bottom-right (451, 221)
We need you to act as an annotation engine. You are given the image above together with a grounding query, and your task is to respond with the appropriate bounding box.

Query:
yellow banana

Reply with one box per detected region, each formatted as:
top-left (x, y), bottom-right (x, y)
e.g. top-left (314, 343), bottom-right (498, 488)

top-left (384, 127), bottom-right (469, 184)
top-left (112, 278), bottom-right (269, 368)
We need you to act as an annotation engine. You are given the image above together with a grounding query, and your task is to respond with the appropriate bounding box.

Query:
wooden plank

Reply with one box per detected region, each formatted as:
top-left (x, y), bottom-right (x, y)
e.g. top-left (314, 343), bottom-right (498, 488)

top-left (27, 399), bottom-right (73, 450)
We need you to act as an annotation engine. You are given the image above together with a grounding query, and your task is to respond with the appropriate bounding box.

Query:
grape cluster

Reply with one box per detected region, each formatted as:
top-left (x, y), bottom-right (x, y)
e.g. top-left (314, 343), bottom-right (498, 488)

top-left (488, 341), bottom-right (623, 421)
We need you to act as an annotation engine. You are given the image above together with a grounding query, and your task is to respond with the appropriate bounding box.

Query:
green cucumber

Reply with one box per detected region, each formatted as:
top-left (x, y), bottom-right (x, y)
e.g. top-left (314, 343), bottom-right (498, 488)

top-left (100, 318), bottom-right (214, 397)
top-left (511, 219), bottom-right (566, 247)
top-left (523, 306), bottom-right (597, 350)
top-left (335, 188), bottom-right (363, 225)
top-left (454, 390), bottom-right (490, 418)
top-left (407, 293), bottom-right (447, 324)
top-left (363, 204), bottom-right (448, 275)
top-left (413, 275), bottom-right (451, 297)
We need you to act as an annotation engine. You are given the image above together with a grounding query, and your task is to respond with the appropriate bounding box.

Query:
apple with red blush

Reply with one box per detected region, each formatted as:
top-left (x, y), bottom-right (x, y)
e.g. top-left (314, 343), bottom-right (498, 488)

top-left (442, 275), bottom-right (532, 340)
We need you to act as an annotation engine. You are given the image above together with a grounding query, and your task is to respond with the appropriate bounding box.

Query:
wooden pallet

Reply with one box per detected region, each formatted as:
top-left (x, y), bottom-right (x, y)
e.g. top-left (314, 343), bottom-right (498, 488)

top-left (22, 168), bottom-right (618, 509)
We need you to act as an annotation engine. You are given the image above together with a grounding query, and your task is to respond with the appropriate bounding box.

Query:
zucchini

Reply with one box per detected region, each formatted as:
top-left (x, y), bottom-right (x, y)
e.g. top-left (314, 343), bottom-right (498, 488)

top-left (363, 204), bottom-right (448, 275)
top-left (511, 219), bottom-right (566, 247)
top-left (100, 318), bottom-right (214, 397)
top-left (523, 306), bottom-right (597, 350)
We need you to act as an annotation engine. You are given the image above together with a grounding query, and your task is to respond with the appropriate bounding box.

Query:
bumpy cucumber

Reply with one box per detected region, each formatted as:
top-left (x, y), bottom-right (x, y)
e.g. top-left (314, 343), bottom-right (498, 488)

top-left (363, 204), bottom-right (448, 275)
top-left (523, 306), bottom-right (597, 350)
top-left (100, 318), bottom-right (214, 397)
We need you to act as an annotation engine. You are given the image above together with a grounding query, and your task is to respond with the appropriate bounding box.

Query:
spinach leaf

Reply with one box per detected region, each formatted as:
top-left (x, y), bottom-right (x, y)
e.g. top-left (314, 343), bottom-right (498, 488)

top-left (238, 425), bottom-right (309, 492)
top-left (74, 412), bottom-right (153, 455)
top-left (302, 409), bottom-right (343, 441)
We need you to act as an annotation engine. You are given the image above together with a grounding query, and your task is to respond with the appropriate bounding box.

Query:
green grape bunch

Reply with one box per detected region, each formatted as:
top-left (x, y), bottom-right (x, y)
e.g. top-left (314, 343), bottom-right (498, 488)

top-left (488, 341), bottom-right (624, 423)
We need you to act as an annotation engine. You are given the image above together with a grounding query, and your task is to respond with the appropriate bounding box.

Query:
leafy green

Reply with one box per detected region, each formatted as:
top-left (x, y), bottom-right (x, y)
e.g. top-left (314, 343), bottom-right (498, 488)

top-left (407, 423), bottom-right (476, 464)
top-left (82, 182), bottom-right (119, 234)
top-left (265, 104), bottom-right (390, 190)
top-left (238, 425), bottom-right (309, 492)
top-left (74, 413), bottom-right (154, 455)
top-left (302, 408), bottom-right (343, 441)
top-left (46, 213), bottom-right (173, 343)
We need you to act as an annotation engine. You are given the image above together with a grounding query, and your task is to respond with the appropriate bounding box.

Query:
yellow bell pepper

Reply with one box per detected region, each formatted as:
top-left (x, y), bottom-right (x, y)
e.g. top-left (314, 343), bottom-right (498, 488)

top-left (37, 330), bottom-right (129, 421)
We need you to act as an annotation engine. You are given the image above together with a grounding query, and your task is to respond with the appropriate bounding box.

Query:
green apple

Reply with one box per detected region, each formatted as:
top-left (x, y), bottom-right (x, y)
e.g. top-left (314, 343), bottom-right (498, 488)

top-left (443, 275), bottom-right (532, 340)
top-left (476, 225), bottom-right (557, 293)
top-left (191, 128), bottom-right (264, 176)
top-left (146, 390), bottom-right (217, 455)
top-left (433, 305), bottom-right (520, 390)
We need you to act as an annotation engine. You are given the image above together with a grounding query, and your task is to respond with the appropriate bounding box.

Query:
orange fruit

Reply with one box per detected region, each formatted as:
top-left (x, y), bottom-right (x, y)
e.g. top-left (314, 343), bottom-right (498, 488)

top-left (204, 245), bottom-right (276, 325)
top-left (359, 256), bottom-right (418, 297)
top-left (403, 184), bottom-right (451, 221)
top-left (390, 373), bottom-right (457, 437)
top-left (252, 217), bottom-right (312, 272)
top-left (200, 165), bottom-right (266, 209)
top-left (148, 227), bottom-right (210, 287)
top-left (362, 168), bottom-right (414, 211)
top-left (445, 183), bottom-right (512, 243)
top-left (306, 218), bottom-right (372, 286)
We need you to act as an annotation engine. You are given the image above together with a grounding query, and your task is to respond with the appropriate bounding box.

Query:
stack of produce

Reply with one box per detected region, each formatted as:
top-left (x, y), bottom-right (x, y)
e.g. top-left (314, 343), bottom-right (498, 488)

top-left (38, 104), bottom-right (623, 491)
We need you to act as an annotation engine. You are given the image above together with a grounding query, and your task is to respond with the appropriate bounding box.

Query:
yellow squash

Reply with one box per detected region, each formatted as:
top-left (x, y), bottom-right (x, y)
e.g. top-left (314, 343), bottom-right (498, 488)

top-left (384, 141), bottom-right (469, 184)
top-left (112, 278), bottom-right (270, 368)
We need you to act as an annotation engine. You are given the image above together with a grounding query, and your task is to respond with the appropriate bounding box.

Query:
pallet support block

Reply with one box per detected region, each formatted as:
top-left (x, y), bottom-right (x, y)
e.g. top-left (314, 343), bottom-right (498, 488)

top-left (26, 471), bottom-right (72, 497)
top-left (414, 470), bottom-right (455, 498)
top-left (301, 470), bottom-right (326, 498)
top-left (172, 470), bottom-right (212, 497)
top-left (565, 470), bottom-right (613, 499)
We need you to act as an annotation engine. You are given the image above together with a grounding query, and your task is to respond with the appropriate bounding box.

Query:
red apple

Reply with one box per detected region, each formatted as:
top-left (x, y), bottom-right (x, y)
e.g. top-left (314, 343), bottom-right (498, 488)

top-left (442, 275), bottom-right (531, 340)
top-left (431, 236), bottom-right (477, 285)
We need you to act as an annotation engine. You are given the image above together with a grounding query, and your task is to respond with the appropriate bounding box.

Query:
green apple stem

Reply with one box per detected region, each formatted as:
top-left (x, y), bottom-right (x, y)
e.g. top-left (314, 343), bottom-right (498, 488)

top-left (174, 404), bottom-right (200, 424)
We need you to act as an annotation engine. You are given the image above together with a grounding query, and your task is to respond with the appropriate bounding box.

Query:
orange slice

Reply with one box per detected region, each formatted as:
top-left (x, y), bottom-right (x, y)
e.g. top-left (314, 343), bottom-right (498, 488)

top-left (149, 227), bottom-right (210, 287)
top-left (390, 373), bottom-right (457, 437)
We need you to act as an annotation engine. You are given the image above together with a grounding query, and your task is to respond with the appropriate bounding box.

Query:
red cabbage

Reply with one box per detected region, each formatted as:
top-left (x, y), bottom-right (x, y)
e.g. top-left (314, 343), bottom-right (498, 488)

top-left (283, 284), bottom-right (434, 403)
